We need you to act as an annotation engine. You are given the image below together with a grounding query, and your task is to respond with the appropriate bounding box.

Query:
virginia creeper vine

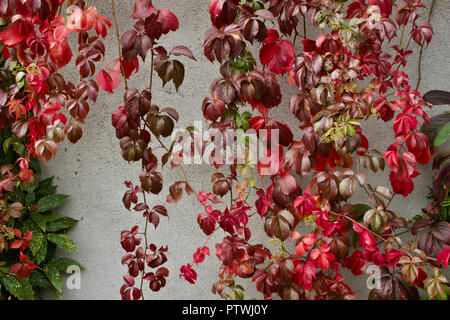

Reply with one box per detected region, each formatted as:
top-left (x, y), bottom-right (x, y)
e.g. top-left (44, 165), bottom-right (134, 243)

top-left (1, 0), bottom-right (447, 301)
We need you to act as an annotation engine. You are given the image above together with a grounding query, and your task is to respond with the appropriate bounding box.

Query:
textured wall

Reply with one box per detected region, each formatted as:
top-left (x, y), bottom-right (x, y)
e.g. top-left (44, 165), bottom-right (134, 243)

top-left (41, 0), bottom-right (450, 300)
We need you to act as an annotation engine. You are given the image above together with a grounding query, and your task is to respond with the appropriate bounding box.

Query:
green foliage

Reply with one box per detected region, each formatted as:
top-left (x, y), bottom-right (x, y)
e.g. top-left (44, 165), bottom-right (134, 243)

top-left (36, 194), bottom-right (70, 213)
top-left (235, 112), bottom-right (252, 130)
top-left (218, 280), bottom-right (245, 300)
top-left (0, 128), bottom-right (82, 300)
top-left (434, 123), bottom-right (450, 146)
top-left (0, 275), bottom-right (34, 300)
top-left (352, 204), bottom-right (372, 219)
top-left (229, 50), bottom-right (256, 74)
top-left (46, 234), bottom-right (78, 252)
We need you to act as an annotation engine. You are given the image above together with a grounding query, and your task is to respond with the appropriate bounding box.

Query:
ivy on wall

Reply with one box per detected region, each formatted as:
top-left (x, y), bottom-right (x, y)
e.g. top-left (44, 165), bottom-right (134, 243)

top-left (0, 127), bottom-right (82, 300)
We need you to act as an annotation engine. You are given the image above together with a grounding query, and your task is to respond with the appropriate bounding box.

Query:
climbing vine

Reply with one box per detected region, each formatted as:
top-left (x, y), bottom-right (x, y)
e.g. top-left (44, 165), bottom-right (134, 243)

top-left (0, 0), bottom-right (110, 299)
top-left (110, 0), bottom-right (449, 301)
top-left (0, 0), bottom-right (448, 301)
top-left (182, 0), bottom-right (448, 300)
top-left (107, 0), bottom-right (196, 300)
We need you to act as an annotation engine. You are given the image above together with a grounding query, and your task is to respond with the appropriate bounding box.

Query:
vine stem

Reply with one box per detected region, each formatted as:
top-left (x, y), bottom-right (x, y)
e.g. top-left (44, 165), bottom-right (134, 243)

top-left (150, 52), bottom-right (154, 91)
top-left (398, 25), bottom-right (406, 49)
top-left (201, 226), bottom-right (220, 249)
top-left (138, 192), bottom-right (150, 300)
top-left (375, 229), bottom-right (411, 246)
top-left (415, 0), bottom-right (436, 91)
top-left (136, 45), bottom-right (160, 300)
top-left (111, 0), bottom-right (128, 90)
top-left (111, 0), bottom-right (152, 298)
top-left (385, 192), bottom-right (396, 209)
top-left (329, 210), bottom-right (387, 243)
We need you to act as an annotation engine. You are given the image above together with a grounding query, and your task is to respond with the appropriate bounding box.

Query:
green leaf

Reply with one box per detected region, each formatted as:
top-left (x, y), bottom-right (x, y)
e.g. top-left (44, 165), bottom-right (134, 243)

top-left (41, 211), bottom-right (65, 223)
top-left (35, 176), bottom-right (56, 197)
top-left (0, 262), bottom-right (8, 276)
top-left (3, 136), bottom-right (17, 153)
top-left (30, 211), bottom-right (47, 232)
top-left (347, 125), bottom-right (356, 137)
top-left (16, 71), bottom-right (25, 82)
top-left (45, 242), bottom-right (56, 262)
top-left (8, 188), bottom-right (25, 204)
top-left (47, 258), bottom-right (85, 272)
top-left (46, 233), bottom-right (78, 252)
top-left (29, 270), bottom-right (52, 288)
top-left (233, 290), bottom-right (244, 300)
top-left (44, 258), bottom-right (84, 299)
top-left (25, 191), bottom-right (36, 207)
top-left (24, 182), bottom-right (36, 193)
top-left (352, 203), bottom-right (372, 219)
top-left (1, 275), bottom-right (35, 300)
top-left (50, 287), bottom-right (63, 300)
top-left (21, 219), bottom-right (39, 235)
top-left (12, 141), bottom-right (25, 155)
top-left (44, 261), bottom-right (62, 294)
top-left (36, 194), bottom-right (69, 213)
top-left (46, 217), bottom-right (78, 232)
top-left (435, 123), bottom-right (450, 146)
top-left (39, 177), bottom-right (54, 189)
top-left (156, 60), bottom-right (174, 87)
top-left (35, 239), bottom-right (48, 265)
top-left (29, 230), bottom-right (44, 256)
top-left (348, 119), bottom-right (360, 126)
top-left (235, 114), bottom-right (243, 128)
top-left (28, 156), bottom-right (41, 175)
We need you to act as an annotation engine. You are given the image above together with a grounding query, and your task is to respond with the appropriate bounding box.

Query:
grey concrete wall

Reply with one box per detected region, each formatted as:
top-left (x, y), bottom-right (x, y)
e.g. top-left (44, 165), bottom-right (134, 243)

top-left (41, 0), bottom-right (450, 300)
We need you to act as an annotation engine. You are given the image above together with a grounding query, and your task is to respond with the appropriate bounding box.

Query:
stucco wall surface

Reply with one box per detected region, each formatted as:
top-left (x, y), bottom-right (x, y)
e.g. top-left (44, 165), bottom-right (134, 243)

top-left (41, 0), bottom-right (450, 300)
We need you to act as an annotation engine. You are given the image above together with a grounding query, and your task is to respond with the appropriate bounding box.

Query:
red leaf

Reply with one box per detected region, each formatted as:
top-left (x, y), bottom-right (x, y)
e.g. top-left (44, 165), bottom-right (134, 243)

top-left (437, 247), bottom-right (450, 270)
top-left (34, 140), bottom-right (58, 163)
top-left (411, 23), bottom-right (433, 46)
top-left (254, 9), bottom-right (274, 22)
top-left (310, 244), bottom-right (335, 270)
top-left (157, 9), bottom-right (179, 34)
top-left (295, 234), bottom-right (316, 256)
top-left (49, 40), bottom-right (73, 68)
top-left (389, 172), bottom-right (414, 197)
top-left (10, 252), bottom-right (35, 279)
top-left (209, 0), bottom-right (225, 21)
top-left (131, 0), bottom-right (156, 19)
top-left (345, 250), bottom-right (366, 276)
top-left (393, 112), bottom-right (417, 137)
top-left (197, 207), bottom-right (219, 235)
top-left (295, 260), bottom-right (316, 291)
top-left (193, 246), bottom-right (210, 265)
top-left (121, 57), bottom-right (139, 79)
top-left (0, 25), bottom-right (25, 46)
top-left (112, 106), bottom-right (128, 129)
top-left (170, 45), bottom-right (196, 61)
top-left (302, 39), bottom-right (316, 52)
top-left (132, 288), bottom-right (142, 300)
top-left (278, 173), bottom-right (297, 195)
top-left (152, 205), bottom-right (168, 217)
top-left (179, 263), bottom-right (197, 284)
top-left (260, 29), bottom-right (294, 74)
top-left (97, 69), bottom-right (121, 93)
top-left (255, 188), bottom-right (271, 217)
